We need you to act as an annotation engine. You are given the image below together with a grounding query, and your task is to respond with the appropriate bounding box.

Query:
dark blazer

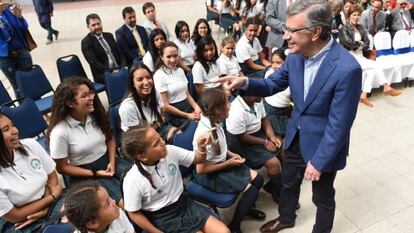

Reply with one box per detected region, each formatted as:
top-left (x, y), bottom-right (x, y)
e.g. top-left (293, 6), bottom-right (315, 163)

top-left (338, 22), bottom-right (370, 52)
top-left (32, 0), bottom-right (53, 23)
top-left (81, 32), bottom-right (125, 84)
top-left (115, 24), bottom-right (149, 67)
top-left (244, 40), bottom-right (362, 172)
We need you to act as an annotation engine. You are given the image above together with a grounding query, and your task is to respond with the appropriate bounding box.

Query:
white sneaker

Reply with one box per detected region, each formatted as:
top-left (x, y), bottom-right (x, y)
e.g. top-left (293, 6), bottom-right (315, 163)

top-left (46, 39), bottom-right (53, 45)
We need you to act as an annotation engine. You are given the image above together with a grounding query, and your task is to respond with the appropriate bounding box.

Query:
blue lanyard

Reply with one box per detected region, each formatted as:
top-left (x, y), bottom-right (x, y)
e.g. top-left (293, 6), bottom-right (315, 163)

top-left (11, 165), bottom-right (27, 181)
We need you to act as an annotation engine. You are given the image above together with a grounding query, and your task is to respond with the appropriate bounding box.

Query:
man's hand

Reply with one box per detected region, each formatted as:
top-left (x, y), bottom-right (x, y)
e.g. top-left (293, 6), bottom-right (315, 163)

top-left (304, 161), bottom-right (321, 181)
top-left (0, 3), bottom-right (9, 13)
top-left (212, 75), bottom-right (247, 95)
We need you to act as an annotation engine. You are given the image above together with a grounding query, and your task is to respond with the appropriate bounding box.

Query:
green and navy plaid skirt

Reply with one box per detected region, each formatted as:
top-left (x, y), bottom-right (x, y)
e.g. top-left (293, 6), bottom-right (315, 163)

top-left (239, 60), bottom-right (266, 78)
top-left (66, 153), bottom-right (132, 202)
top-left (142, 193), bottom-right (211, 233)
top-left (0, 194), bottom-right (65, 233)
top-left (193, 163), bottom-right (250, 194)
top-left (227, 129), bottom-right (280, 169)
top-left (164, 99), bottom-right (193, 129)
top-left (264, 101), bottom-right (291, 137)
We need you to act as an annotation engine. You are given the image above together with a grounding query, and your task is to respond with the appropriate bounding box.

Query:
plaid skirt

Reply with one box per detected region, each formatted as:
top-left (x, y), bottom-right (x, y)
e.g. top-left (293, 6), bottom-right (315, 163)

top-left (0, 194), bottom-right (65, 233)
top-left (239, 60), bottom-right (266, 78)
top-left (158, 123), bottom-right (175, 142)
top-left (227, 130), bottom-right (280, 169)
top-left (142, 193), bottom-right (210, 233)
top-left (264, 101), bottom-right (291, 136)
top-left (164, 99), bottom-right (193, 129)
top-left (66, 153), bottom-right (133, 202)
top-left (193, 163), bottom-right (250, 194)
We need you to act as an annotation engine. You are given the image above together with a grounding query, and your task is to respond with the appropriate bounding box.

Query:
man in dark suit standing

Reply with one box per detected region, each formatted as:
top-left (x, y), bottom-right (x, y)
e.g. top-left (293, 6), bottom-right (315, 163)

top-left (115, 6), bottom-right (148, 67)
top-left (81, 13), bottom-right (125, 84)
top-left (33, 0), bottom-right (59, 44)
top-left (217, 1), bottom-right (362, 232)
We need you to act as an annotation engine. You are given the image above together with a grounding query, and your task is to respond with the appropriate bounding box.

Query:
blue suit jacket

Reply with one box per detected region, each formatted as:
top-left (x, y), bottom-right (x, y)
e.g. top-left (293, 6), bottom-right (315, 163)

top-left (115, 24), bottom-right (149, 67)
top-left (245, 41), bottom-right (362, 172)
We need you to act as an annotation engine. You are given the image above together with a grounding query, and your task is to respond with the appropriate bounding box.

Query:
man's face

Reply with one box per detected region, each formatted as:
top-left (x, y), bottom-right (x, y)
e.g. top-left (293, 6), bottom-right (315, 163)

top-left (88, 18), bottom-right (103, 35)
top-left (371, 1), bottom-right (382, 13)
top-left (145, 7), bottom-right (156, 21)
top-left (283, 12), bottom-right (315, 56)
top-left (124, 11), bottom-right (136, 27)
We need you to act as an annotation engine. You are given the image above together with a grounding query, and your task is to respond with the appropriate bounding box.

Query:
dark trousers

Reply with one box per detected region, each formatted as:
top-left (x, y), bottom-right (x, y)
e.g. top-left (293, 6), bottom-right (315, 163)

top-left (278, 134), bottom-right (337, 233)
top-left (38, 15), bottom-right (58, 40)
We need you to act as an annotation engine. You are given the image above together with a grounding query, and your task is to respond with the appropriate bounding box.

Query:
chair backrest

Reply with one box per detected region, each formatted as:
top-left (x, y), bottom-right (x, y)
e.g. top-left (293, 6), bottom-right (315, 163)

top-left (187, 71), bottom-right (199, 102)
top-left (393, 30), bottom-right (411, 54)
top-left (108, 101), bottom-right (122, 147)
top-left (0, 98), bottom-right (48, 139)
top-left (42, 223), bottom-right (74, 233)
top-left (56, 54), bottom-right (88, 82)
top-left (373, 31), bottom-right (393, 56)
top-left (105, 68), bottom-right (129, 105)
top-left (0, 81), bottom-right (12, 106)
top-left (173, 120), bottom-right (198, 150)
top-left (15, 65), bottom-right (53, 100)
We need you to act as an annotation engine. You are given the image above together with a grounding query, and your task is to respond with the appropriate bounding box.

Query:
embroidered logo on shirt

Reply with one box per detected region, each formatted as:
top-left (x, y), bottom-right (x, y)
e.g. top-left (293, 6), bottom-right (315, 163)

top-left (30, 158), bottom-right (42, 172)
top-left (168, 164), bottom-right (177, 176)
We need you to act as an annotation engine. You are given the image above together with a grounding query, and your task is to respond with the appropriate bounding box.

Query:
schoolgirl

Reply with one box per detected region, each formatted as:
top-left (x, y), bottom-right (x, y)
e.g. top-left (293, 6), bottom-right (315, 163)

top-left (63, 180), bottom-right (134, 233)
top-left (47, 77), bottom-right (131, 205)
top-left (143, 28), bottom-right (167, 72)
top-left (0, 113), bottom-right (63, 233)
top-left (153, 41), bottom-right (201, 128)
top-left (173, 21), bottom-right (196, 73)
top-left (226, 94), bottom-right (283, 202)
top-left (191, 18), bottom-right (212, 46)
top-left (193, 89), bottom-right (265, 233)
top-left (122, 124), bottom-right (230, 233)
top-left (263, 48), bottom-right (292, 137)
top-left (119, 63), bottom-right (178, 142)
top-left (235, 16), bottom-right (270, 78)
top-left (192, 35), bottom-right (221, 95)
top-left (217, 36), bottom-right (243, 77)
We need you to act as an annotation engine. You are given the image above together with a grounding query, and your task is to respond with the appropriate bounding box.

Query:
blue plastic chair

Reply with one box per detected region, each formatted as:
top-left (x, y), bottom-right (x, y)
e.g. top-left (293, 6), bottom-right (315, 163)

top-left (0, 98), bottom-right (48, 148)
top-left (105, 68), bottom-right (128, 105)
top-left (172, 120), bottom-right (197, 178)
top-left (0, 81), bottom-right (12, 107)
top-left (108, 101), bottom-right (122, 150)
top-left (42, 222), bottom-right (74, 233)
top-left (56, 54), bottom-right (105, 93)
top-left (186, 71), bottom-right (199, 102)
top-left (15, 65), bottom-right (53, 114)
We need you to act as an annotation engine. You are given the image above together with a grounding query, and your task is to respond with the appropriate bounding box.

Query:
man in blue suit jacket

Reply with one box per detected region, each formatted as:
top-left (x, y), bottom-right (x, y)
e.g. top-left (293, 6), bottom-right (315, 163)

top-left (115, 6), bottom-right (148, 68)
top-left (218, 1), bottom-right (362, 232)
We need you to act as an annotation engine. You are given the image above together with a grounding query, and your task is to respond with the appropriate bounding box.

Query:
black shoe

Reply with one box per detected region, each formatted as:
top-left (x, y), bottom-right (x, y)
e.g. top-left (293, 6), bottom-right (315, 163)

top-left (54, 31), bottom-right (59, 40)
top-left (246, 208), bottom-right (266, 220)
top-left (263, 182), bottom-right (279, 204)
top-left (296, 202), bottom-right (300, 210)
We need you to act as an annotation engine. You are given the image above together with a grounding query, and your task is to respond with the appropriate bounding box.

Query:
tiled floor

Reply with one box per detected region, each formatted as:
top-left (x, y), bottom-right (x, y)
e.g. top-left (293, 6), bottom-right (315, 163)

top-left (2, 0), bottom-right (414, 232)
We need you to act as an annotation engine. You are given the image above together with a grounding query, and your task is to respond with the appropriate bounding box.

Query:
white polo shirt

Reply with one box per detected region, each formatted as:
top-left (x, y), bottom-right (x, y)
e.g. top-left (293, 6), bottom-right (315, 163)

top-left (226, 95), bottom-right (266, 135)
top-left (75, 209), bottom-right (134, 233)
top-left (123, 145), bottom-right (195, 212)
top-left (143, 52), bottom-right (155, 72)
top-left (153, 67), bottom-right (189, 104)
top-left (0, 139), bottom-right (56, 217)
top-left (193, 115), bottom-right (227, 164)
top-left (217, 53), bottom-right (241, 76)
top-left (235, 34), bottom-right (262, 63)
top-left (49, 115), bottom-right (107, 166)
top-left (173, 38), bottom-right (196, 66)
top-left (119, 94), bottom-right (163, 132)
top-left (242, 3), bottom-right (263, 18)
top-left (264, 69), bottom-right (291, 108)
top-left (192, 61), bottom-right (221, 89)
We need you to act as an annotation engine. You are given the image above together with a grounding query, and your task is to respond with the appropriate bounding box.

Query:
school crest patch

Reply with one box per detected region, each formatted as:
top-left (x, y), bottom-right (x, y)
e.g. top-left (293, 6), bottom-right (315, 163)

top-left (168, 164), bottom-right (177, 176)
top-left (30, 158), bottom-right (42, 172)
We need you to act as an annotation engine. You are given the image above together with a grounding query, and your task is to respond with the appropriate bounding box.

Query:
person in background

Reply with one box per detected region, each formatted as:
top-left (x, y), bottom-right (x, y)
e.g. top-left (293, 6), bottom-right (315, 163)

top-left (142, 28), bottom-right (166, 72)
top-left (33, 0), bottom-right (59, 45)
top-left (173, 20), bottom-right (196, 73)
top-left (191, 18), bottom-right (212, 46)
top-left (142, 2), bottom-right (172, 40)
top-left (359, 0), bottom-right (387, 36)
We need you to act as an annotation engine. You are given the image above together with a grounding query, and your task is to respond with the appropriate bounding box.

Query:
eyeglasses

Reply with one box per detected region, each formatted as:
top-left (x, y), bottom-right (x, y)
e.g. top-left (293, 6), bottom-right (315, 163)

top-left (78, 90), bottom-right (96, 101)
top-left (284, 26), bottom-right (312, 35)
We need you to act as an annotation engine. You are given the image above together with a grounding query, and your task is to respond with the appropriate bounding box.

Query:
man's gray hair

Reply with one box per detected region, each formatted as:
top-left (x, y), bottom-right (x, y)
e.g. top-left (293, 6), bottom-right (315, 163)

top-left (287, 0), bottom-right (332, 41)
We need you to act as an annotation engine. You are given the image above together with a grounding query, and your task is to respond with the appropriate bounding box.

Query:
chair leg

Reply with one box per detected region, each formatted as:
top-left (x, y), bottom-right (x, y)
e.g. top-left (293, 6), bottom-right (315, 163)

top-left (404, 77), bottom-right (408, 88)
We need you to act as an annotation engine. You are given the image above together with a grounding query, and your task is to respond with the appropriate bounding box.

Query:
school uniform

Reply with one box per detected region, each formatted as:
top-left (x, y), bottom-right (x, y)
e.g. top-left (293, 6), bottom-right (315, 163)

top-left (123, 145), bottom-right (210, 233)
top-left (49, 114), bottom-right (132, 202)
top-left (264, 68), bottom-right (292, 136)
top-left (173, 38), bottom-right (196, 66)
top-left (192, 115), bottom-right (250, 194)
top-left (235, 34), bottom-right (265, 78)
top-left (218, 0), bottom-right (241, 29)
top-left (242, 3), bottom-right (264, 19)
top-left (192, 61), bottom-right (221, 89)
top-left (217, 53), bottom-right (241, 76)
top-left (226, 96), bottom-right (278, 169)
top-left (119, 94), bottom-right (173, 141)
top-left (153, 67), bottom-right (193, 128)
top-left (74, 209), bottom-right (134, 233)
top-left (143, 52), bottom-right (155, 72)
top-left (0, 139), bottom-right (64, 233)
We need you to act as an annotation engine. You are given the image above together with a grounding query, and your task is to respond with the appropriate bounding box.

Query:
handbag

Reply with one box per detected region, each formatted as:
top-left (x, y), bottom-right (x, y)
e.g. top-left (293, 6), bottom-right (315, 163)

top-left (23, 29), bottom-right (37, 51)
